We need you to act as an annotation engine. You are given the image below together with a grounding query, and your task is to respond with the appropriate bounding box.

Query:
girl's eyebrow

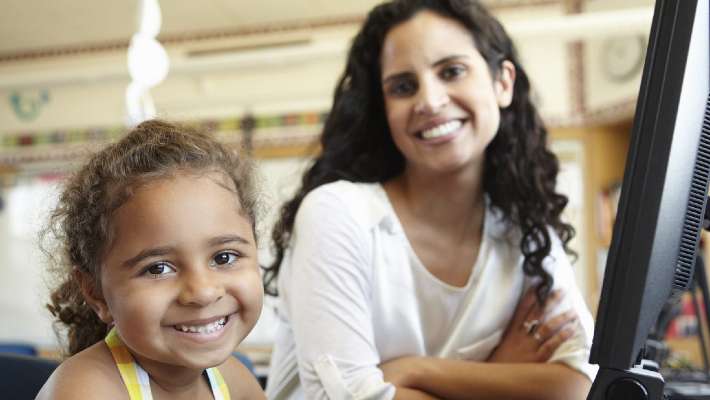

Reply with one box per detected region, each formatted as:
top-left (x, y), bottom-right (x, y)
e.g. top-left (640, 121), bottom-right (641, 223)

top-left (208, 234), bottom-right (251, 247)
top-left (382, 54), bottom-right (470, 85)
top-left (121, 235), bottom-right (251, 268)
top-left (122, 246), bottom-right (173, 268)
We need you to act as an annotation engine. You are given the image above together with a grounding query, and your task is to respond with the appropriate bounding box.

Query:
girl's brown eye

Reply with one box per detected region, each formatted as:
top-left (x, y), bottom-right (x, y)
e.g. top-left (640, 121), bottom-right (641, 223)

top-left (144, 263), bottom-right (175, 277)
top-left (210, 251), bottom-right (240, 268)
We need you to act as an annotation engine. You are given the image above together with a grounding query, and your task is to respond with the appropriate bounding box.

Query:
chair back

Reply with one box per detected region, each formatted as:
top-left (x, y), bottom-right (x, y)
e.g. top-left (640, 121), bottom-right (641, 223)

top-left (0, 353), bottom-right (59, 399)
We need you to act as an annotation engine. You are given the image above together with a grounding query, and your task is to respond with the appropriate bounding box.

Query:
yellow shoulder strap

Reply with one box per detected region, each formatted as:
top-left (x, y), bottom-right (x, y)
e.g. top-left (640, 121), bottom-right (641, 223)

top-left (206, 366), bottom-right (231, 400)
top-left (104, 327), bottom-right (153, 400)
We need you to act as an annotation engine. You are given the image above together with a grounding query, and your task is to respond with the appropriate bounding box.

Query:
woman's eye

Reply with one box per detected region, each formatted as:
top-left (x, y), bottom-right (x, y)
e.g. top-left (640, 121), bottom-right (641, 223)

top-left (441, 64), bottom-right (466, 80)
top-left (144, 263), bottom-right (175, 277)
top-left (387, 79), bottom-right (417, 97)
top-left (210, 251), bottom-right (240, 268)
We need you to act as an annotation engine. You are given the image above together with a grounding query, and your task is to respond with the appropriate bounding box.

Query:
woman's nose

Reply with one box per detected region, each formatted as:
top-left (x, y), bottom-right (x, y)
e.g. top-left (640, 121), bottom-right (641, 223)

top-left (414, 78), bottom-right (450, 115)
top-left (177, 268), bottom-right (225, 307)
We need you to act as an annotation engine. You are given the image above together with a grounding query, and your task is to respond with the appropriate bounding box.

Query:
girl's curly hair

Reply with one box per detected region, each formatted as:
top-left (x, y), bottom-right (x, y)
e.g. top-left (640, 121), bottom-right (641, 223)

top-left (44, 119), bottom-right (258, 356)
top-left (263, 0), bottom-right (575, 303)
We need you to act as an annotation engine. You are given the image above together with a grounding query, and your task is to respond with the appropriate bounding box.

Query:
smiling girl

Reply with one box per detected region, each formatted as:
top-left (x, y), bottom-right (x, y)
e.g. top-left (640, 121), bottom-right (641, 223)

top-left (37, 120), bottom-right (265, 400)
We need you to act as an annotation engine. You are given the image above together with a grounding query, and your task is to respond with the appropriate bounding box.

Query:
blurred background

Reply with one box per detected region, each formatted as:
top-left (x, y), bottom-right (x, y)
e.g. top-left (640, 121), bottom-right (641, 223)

top-left (2, 0), bottom-right (704, 377)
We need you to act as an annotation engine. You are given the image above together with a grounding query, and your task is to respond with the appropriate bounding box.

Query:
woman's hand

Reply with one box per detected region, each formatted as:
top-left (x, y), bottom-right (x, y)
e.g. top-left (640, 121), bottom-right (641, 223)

top-left (381, 357), bottom-right (446, 399)
top-left (380, 356), bottom-right (426, 388)
top-left (487, 287), bottom-right (578, 363)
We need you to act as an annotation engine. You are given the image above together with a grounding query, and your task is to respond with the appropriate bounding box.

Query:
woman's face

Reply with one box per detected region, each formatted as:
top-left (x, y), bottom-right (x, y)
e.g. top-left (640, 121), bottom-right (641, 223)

top-left (380, 10), bottom-right (515, 177)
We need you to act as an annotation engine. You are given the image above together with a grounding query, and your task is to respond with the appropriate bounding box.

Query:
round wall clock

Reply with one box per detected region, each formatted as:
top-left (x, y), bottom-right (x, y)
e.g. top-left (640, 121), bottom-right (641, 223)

top-left (601, 35), bottom-right (646, 82)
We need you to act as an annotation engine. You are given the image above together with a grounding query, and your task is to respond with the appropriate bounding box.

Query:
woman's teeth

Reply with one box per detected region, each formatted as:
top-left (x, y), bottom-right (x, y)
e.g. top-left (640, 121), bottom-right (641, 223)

top-left (175, 316), bottom-right (227, 334)
top-left (420, 120), bottom-right (462, 139)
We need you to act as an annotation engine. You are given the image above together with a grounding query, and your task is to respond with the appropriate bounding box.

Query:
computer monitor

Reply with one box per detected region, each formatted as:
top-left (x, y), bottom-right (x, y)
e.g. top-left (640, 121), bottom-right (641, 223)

top-left (587, 0), bottom-right (710, 399)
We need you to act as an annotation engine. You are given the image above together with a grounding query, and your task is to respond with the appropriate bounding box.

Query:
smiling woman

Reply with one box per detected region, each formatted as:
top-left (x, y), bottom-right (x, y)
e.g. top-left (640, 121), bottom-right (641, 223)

top-left (379, 10), bottom-right (515, 186)
top-left (263, 1), bottom-right (596, 399)
top-left (36, 120), bottom-right (266, 400)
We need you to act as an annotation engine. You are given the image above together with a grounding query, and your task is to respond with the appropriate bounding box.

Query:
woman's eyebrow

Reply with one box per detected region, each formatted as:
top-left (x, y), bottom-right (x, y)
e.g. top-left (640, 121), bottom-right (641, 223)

top-left (431, 54), bottom-right (469, 67)
top-left (382, 71), bottom-right (413, 85)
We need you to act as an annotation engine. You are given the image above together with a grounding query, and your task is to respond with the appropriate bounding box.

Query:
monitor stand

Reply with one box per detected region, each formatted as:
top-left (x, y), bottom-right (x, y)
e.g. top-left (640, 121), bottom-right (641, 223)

top-left (587, 364), bottom-right (665, 400)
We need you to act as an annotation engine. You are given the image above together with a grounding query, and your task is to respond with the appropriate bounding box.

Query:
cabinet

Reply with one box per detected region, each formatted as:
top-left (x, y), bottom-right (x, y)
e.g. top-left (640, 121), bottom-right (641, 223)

top-left (550, 120), bottom-right (631, 313)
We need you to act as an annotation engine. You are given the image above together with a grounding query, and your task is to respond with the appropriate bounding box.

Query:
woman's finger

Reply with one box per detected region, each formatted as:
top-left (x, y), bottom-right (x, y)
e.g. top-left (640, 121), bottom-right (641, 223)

top-left (537, 322), bottom-right (577, 360)
top-left (534, 310), bottom-right (577, 341)
top-left (511, 287), bottom-right (540, 331)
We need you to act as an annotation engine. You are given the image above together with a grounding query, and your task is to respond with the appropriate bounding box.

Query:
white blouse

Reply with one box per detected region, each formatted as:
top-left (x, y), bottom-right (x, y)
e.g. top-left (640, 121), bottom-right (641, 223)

top-left (265, 180), bottom-right (597, 400)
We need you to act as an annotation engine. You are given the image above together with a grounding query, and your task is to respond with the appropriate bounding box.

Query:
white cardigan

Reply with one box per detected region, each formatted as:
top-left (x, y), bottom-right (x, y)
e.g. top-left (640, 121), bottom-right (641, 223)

top-left (266, 180), bottom-right (597, 400)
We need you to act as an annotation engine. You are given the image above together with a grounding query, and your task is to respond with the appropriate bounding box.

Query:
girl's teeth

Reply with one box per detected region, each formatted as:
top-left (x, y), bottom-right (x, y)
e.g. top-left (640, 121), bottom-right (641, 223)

top-left (175, 317), bottom-right (227, 334)
top-left (421, 120), bottom-right (462, 139)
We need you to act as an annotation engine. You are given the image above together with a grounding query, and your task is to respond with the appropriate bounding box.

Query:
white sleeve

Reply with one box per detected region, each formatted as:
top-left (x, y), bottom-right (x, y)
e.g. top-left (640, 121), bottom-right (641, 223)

top-left (543, 233), bottom-right (599, 381)
top-left (282, 187), bottom-right (396, 400)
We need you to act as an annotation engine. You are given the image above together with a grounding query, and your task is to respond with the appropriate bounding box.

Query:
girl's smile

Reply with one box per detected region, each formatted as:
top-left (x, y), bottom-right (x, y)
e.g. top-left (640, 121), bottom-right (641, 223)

top-left (88, 171), bottom-right (263, 372)
top-left (168, 313), bottom-right (235, 344)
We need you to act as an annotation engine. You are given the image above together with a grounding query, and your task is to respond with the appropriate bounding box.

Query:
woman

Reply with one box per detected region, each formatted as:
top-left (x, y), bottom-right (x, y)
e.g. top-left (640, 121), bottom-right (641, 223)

top-left (264, 0), bottom-right (596, 398)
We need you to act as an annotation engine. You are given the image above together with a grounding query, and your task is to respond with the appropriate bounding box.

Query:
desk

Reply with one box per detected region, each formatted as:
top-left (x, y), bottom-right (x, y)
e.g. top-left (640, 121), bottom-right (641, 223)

top-left (665, 381), bottom-right (710, 399)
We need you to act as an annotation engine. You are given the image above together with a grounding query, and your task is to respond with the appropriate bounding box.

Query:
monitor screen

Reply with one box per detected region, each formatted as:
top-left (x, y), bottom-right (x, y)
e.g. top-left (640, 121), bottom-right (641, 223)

top-left (588, 0), bottom-right (710, 398)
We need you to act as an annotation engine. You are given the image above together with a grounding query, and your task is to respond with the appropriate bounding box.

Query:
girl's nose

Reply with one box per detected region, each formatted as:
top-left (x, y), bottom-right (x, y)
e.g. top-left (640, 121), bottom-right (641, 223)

top-left (414, 78), bottom-right (450, 115)
top-left (177, 269), bottom-right (225, 306)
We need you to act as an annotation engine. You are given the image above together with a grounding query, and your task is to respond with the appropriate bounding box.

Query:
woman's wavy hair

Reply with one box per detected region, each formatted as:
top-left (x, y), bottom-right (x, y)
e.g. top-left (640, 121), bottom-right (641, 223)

top-left (264, 0), bottom-right (575, 302)
top-left (44, 119), bottom-right (258, 356)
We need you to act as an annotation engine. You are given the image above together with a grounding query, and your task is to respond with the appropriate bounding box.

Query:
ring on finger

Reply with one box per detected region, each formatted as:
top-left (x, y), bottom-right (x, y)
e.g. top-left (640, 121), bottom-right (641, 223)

top-left (533, 332), bottom-right (543, 342)
top-left (523, 319), bottom-right (540, 334)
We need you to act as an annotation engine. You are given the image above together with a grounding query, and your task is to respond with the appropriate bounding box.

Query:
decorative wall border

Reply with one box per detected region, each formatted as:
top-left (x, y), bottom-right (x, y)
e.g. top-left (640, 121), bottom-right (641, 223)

top-left (0, 111), bottom-right (327, 165)
top-left (0, 94), bottom-right (636, 167)
top-left (1, 112), bottom-right (325, 149)
top-left (545, 98), bottom-right (636, 128)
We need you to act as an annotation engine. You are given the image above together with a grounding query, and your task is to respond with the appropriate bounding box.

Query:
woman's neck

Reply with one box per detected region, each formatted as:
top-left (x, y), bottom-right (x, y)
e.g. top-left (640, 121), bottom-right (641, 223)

top-left (386, 163), bottom-right (485, 236)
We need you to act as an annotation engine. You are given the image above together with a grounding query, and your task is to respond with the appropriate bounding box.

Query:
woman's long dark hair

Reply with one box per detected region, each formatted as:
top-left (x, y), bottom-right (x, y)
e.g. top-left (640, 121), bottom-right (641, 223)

top-left (264, 0), bottom-right (575, 303)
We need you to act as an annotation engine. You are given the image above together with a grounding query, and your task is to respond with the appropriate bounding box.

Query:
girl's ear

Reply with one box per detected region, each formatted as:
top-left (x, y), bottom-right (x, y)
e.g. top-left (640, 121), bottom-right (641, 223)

top-left (75, 269), bottom-right (113, 324)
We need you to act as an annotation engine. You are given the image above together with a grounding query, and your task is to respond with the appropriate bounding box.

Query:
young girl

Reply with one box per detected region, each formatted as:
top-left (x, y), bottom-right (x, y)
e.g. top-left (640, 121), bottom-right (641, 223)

top-left (265, 0), bottom-right (595, 399)
top-left (37, 120), bottom-right (265, 400)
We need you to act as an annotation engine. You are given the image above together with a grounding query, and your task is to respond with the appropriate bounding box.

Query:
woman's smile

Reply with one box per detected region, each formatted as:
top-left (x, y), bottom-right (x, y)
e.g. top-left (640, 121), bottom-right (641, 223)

top-left (415, 118), bottom-right (468, 145)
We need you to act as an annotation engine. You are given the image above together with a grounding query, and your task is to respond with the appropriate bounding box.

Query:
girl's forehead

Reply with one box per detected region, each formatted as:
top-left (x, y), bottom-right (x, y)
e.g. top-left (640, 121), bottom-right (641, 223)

top-left (101, 172), bottom-right (255, 267)
top-left (106, 171), bottom-right (248, 239)
top-left (125, 169), bottom-right (238, 200)
top-left (130, 171), bottom-right (242, 210)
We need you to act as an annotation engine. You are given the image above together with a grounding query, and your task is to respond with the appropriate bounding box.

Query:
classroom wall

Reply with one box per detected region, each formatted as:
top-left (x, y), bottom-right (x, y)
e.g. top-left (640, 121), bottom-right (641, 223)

top-left (0, 179), bottom-right (59, 347)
